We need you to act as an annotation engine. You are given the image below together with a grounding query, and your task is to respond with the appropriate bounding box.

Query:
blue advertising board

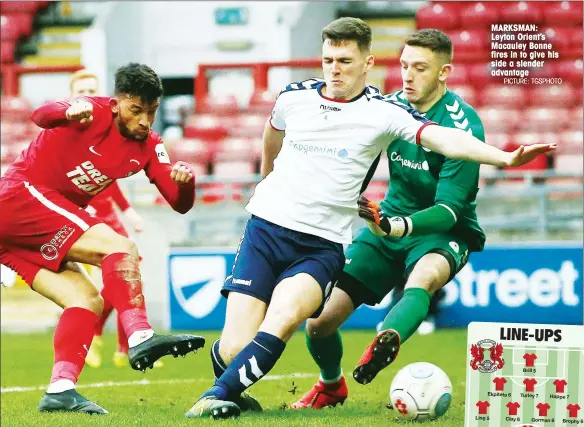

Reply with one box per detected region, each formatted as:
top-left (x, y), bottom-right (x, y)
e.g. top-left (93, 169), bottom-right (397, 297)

top-left (168, 244), bottom-right (583, 330)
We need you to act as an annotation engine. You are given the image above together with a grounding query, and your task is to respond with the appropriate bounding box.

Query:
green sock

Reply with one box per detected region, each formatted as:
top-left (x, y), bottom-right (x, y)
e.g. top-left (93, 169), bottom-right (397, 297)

top-left (306, 330), bottom-right (343, 382)
top-left (380, 287), bottom-right (431, 344)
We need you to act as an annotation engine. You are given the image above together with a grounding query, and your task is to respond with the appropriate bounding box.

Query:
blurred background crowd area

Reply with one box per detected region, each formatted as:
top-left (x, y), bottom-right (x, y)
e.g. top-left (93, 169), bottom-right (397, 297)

top-left (1, 1), bottom-right (582, 248)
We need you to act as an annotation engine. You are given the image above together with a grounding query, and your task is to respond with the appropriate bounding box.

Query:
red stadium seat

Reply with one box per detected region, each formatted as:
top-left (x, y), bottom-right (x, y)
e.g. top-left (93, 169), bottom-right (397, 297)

top-left (212, 160), bottom-right (256, 202)
top-left (467, 62), bottom-right (495, 88)
top-left (557, 131), bottom-right (584, 155)
top-left (362, 181), bottom-right (387, 202)
top-left (528, 85), bottom-right (574, 107)
top-left (1, 40), bottom-right (15, 63)
top-left (476, 107), bottom-right (521, 133)
top-left (461, 2), bottom-right (499, 28)
top-left (555, 59), bottom-right (583, 87)
top-left (1, 14), bottom-right (22, 40)
top-left (0, 1), bottom-right (44, 13)
top-left (167, 138), bottom-right (211, 164)
top-left (449, 85), bottom-right (477, 107)
top-left (518, 108), bottom-right (570, 132)
top-left (569, 107), bottom-right (583, 131)
top-left (384, 64), bottom-right (403, 94)
top-left (229, 113), bottom-right (265, 138)
top-left (543, 1), bottom-right (583, 26)
top-left (541, 27), bottom-right (572, 53)
top-left (416, 3), bottom-right (460, 30)
top-left (503, 136), bottom-right (549, 172)
top-left (481, 85), bottom-right (525, 107)
top-left (447, 65), bottom-right (468, 86)
top-left (1, 96), bottom-right (31, 119)
top-left (499, 2), bottom-right (543, 24)
top-left (247, 90), bottom-right (277, 113)
top-left (197, 94), bottom-right (239, 115)
top-left (183, 114), bottom-right (230, 141)
top-left (214, 137), bottom-right (254, 162)
top-left (484, 132), bottom-right (510, 149)
top-left (447, 29), bottom-right (489, 62)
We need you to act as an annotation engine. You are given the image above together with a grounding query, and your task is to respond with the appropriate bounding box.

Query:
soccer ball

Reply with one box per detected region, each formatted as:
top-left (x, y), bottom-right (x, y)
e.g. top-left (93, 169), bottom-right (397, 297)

top-left (388, 362), bottom-right (452, 421)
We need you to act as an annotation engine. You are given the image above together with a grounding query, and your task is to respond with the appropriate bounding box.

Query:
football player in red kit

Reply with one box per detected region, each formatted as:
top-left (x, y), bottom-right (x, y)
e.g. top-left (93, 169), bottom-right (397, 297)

top-left (0, 63), bottom-right (205, 414)
top-left (68, 69), bottom-right (156, 369)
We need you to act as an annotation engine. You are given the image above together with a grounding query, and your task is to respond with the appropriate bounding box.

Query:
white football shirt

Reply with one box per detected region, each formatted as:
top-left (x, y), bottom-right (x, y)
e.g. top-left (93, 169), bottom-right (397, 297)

top-left (246, 79), bottom-right (435, 244)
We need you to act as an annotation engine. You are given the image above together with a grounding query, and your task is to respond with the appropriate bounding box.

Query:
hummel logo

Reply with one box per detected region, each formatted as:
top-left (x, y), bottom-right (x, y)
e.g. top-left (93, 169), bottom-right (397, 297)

top-left (320, 105), bottom-right (341, 112)
top-left (89, 146), bottom-right (102, 156)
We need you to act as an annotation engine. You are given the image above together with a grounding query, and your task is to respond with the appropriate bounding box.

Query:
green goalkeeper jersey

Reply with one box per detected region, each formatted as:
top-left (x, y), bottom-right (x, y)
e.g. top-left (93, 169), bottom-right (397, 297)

top-left (380, 89), bottom-right (486, 251)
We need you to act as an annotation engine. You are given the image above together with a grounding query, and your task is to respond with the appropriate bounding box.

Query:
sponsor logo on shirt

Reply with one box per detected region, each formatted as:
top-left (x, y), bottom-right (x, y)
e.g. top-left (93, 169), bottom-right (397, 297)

top-left (66, 160), bottom-right (113, 195)
top-left (40, 225), bottom-right (76, 261)
top-left (155, 143), bottom-right (170, 164)
top-left (390, 152), bottom-right (429, 171)
top-left (288, 140), bottom-right (348, 158)
top-left (320, 105), bottom-right (341, 112)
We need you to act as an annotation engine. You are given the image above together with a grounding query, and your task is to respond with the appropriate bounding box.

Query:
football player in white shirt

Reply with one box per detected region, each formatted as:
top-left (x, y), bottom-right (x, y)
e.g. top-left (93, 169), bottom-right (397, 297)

top-left (186, 17), bottom-right (554, 419)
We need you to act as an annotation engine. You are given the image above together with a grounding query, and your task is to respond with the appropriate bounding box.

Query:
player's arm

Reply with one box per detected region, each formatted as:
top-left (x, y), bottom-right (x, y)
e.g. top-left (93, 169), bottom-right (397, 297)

top-left (109, 182), bottom-right (144, 232)
top-left (30, 98), bottom-right (95, 129)
top-left (260, 120), bottom-right (285, 178)
top-left (144, 141), bottom-right (195, 215)
top-left (419, 124), bottom-right (554, 168)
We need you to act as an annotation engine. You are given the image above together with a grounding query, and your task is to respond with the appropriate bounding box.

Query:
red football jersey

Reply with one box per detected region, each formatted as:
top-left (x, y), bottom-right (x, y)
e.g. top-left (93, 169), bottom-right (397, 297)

top-left (2, 97), bottom-right (193, 212)
top-left (524, 353), bottom-right (537, 367)
top-left (523, 378), bottom-right (538, 392)
top-left (537, 402), bottom-right (550, 416)
top-left (476, 401), bottom-right (490, 415)
top-left (506, 401), bottom-right (520, 416)
top-left (493, 377), bottom-right (507, 391)
top-left (567, 404), bottom-right (581, 418)
top-left (554, 379), bottom-right (568, 393)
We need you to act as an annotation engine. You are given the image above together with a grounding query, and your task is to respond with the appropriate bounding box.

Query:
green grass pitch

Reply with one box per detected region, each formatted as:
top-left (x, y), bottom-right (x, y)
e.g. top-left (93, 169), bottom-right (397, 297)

top-left (1, 329), bottom-right (467, 426)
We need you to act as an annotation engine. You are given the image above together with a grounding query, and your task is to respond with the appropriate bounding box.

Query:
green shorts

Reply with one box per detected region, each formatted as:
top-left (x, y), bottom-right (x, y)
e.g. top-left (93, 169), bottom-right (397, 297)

top-left (342, 227), bottom-right (470, 305)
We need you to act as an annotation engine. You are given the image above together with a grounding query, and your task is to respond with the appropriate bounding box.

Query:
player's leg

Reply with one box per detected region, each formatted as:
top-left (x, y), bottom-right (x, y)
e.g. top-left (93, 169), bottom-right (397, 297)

top-left (418, 288), bottom-right (446, 336)
top-left (28, 262), bottom-right (108, 414)
top-left (353, 234), bottom-right (469, 385)
top-left (85, 269), bottom-right (111, 368)
top-left (294, 229), bottom-right (400, 408)
top-left (67, 223), bottom-right (204, 370)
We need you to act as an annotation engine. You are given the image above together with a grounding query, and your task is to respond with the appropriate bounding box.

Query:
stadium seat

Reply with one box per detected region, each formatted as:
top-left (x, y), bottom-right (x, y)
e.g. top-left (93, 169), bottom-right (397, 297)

top-left (383, 64), bottom-right (404, 94)
top-left (1, 14), bottom-right (23, 40)
top-left (183, 114), bottom-right (230, 141)
top-left (555, 59), bottom-right (583, 87)
top-left (1, 40), bottom-right (15, 63)
top-left (476, 107), bottom-right (521, 133)
top-left (1, 96), bottom-right (31, 119)
top-left (569, 107), bottom-right (583, 131)
top-left (247, 90), bottom-right (277, 113)
top-left (460, 2), bottom-right (499, 28)
top-left (362, 180), bottom-right (387, 202)
top-left (197, 94), bottom-right (239, 115)
top-left (214, 137), bottom-right (254, 162)
top-left (557, 131), bottom-right (584, 154)
top-left (528, 85), bottom-right (574, 107)
top-left (554, 154), bottom-right (583, 174)
top-left (0, 1), bottom-right (44, 13)
top-left (540, 27), bottom-right (572, 53)
top-left (503, 139), bottom-right (548, 172)
top-left (543, 1), bottom-right (583, 26)
top-left (484, 132), bottom-right (510, 149)
top-left (449, 85), bottom-right (477, 107)
top-left (230, 113), bottom-right (265, 138)
top-left (416, 3), bottom-right (460, 30)
top-left (518, 108), bottom-right (570, 132)
top-left (167, 138), bottom-right (211, 165)
top-left (467, 63), bottom-right (494, 88)
top-left (447, 65), bottom-right (468, 86)
top-left (499, 1), bottom-right (543, 24)
top-left (212, 159), bottom-right (256, 202)
top-left (447, 29), bottom-right (489, 62)
top-left (481, 85), bottom-right (525, 107)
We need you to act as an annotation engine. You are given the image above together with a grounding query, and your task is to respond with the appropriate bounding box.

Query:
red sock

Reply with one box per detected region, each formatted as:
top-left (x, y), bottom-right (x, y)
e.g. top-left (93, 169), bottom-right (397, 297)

top-left (50, 307), bottom-right (98, 384)
top-left (100, 253), bottom-right (151, 338)
top-left (95, 297), bottom-right (114, 336)
top-left (117, 314), bottom-right (129, 353)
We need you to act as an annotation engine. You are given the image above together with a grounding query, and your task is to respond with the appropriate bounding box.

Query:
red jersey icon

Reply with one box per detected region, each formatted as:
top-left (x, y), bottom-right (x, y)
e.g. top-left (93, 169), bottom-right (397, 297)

top-left (524, 353), bottom-right (537, 367)
top-left (506, 401), bottom-right (520, 416)
top-left (554, 379), bottom-right (568, 393)
top-left (493, 377), bottom-right (507, 391)
top-left (567, 404), bottom-right (581, 418)
top-left (476, 400), bottom-right (490, 415)
top-left (537, 402), bottom-right (551, 416)
top-left (523, 378), bottom-right (538, 392)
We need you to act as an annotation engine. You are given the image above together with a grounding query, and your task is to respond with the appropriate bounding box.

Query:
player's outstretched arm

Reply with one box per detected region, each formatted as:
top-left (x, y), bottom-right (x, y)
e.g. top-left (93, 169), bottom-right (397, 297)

top-left (145, 160), bottom-right (196, 214)
top-left (261, 120), bottom-right (285, 178)
top-left (31, 98), bottom-right (93, 129)
top-left (419, 125), bottom-right (556, 167)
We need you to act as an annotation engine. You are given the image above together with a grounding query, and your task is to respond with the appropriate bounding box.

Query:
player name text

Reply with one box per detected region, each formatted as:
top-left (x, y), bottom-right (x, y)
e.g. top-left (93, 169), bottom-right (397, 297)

top-left (563, 420), bottom-right (582, 424)
top-left (521, 393), bottom-right (537, 398)
top-left (488, 392), bottom-right (510, 397)
top-left (533, 417), bottom-right (554, 423)
top-left (551, 394), bottom-right (567, 400)
top-left (500, 327), bottom-right (562, 342)
top-left (523, 368), bottom-right (536, 373)
top-left (507, 416), bottom-right (520, 422)
top-left (475, 416), bottom-right (489, 421)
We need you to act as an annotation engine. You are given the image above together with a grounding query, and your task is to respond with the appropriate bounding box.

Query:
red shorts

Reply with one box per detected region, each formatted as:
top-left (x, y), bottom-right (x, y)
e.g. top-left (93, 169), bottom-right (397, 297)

top-left (0, 181), bottom-right (101, 286)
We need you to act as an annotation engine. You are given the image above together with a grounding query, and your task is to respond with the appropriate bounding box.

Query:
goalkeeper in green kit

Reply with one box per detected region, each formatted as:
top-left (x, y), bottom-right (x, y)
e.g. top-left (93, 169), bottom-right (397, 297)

top-left (292, 29), bottom-right (487, 409)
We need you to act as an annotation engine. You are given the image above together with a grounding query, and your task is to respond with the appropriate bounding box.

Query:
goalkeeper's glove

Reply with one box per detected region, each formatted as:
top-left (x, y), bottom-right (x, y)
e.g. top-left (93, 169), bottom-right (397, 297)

top-left (358, 195), bottom-right (410, 238)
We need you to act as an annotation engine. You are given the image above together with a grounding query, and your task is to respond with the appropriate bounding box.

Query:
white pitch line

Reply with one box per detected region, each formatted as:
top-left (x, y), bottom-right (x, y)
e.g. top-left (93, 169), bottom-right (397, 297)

top-left (1, 373), bottom-right (314, 394)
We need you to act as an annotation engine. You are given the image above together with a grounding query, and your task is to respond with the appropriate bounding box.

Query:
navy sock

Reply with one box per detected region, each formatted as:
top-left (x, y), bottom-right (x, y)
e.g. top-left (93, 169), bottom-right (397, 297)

top-left (202, 332), bottom-right (286, 400)
top-left (210, 339), bottom-right (227, 380)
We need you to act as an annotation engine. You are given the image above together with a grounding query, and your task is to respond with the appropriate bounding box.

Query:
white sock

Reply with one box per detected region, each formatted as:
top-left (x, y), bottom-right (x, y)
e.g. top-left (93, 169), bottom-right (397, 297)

top-left (47, 379), bottom-right (75, 394)
top-left (128, 329), bottom-right (154, 348)
top-left (320, 371), bottom-right (343, 384)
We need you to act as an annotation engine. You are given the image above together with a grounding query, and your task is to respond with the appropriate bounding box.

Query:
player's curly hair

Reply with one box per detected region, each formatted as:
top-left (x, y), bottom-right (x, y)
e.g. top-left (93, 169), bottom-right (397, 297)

top-left (322, 17), bottom-right (372, 54)
top-left (114, 63), bottom-right (163, 102)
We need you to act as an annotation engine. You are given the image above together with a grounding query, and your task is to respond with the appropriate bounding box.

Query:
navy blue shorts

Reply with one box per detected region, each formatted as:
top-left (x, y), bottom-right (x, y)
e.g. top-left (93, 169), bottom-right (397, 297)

top-left (222, 215), bottom-right (345, 318)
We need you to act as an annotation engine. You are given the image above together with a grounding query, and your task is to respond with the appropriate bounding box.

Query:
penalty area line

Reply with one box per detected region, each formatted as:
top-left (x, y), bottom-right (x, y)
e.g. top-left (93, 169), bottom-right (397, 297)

top-left (1, 372), bottom-right (314, 394)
